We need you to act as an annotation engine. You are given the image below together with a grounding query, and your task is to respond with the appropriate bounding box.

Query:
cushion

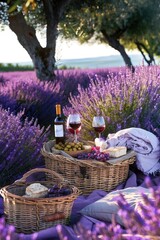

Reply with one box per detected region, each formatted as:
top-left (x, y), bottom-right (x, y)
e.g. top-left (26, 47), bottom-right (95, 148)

top-left (80, 187), bottom-right (152, 226)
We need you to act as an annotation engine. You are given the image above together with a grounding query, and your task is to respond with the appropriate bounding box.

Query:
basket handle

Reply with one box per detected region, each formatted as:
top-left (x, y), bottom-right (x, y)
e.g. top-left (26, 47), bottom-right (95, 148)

top-left (15, 168), bottom-right (65, 184)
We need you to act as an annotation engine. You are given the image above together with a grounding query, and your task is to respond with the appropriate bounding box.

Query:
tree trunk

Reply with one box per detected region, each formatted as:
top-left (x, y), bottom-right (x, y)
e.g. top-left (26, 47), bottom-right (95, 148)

top-left (101, 30), bottom-right (134, 71)
top-left (135, 41), bottom-right (155, 65)
top-left (9, 12), bottom-right (56, 81)
top-left (8, 0), bottom-right (71, 81)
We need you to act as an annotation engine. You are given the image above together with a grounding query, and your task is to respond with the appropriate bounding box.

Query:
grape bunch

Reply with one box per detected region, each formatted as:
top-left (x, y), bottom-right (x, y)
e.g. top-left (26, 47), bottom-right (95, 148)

top-left (48, 184), bottom-right (72, 198)
top-left (76, 147), bottom-right (110, 162)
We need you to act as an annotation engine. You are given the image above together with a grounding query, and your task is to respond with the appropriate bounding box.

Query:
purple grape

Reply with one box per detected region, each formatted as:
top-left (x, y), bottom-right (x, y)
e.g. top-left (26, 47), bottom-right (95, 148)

top-left (48, 184), bottom-right (72, 198)
top-left (49, 184), bottom-right (59, 194)
top-left (62, 189), bottom-right (72, 196)
top-left (76, 149), bottom-right (110, 162)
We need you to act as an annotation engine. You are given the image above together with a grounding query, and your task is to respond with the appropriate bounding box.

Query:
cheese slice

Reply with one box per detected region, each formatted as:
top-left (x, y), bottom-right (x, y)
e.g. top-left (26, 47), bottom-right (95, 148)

top-left (103, 146), bottom-right (127, 158)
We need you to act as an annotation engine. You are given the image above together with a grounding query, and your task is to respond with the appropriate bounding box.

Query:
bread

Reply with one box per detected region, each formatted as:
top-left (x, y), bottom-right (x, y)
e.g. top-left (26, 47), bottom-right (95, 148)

top-left (25, 183), bottom-right (48, 198)
top-left (103, 146), bottom-right (127, 158)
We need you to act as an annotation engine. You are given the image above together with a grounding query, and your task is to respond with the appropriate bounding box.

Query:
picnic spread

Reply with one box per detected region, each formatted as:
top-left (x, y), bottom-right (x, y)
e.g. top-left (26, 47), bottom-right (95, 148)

top-left (0, 127), bottom-right (160, 239)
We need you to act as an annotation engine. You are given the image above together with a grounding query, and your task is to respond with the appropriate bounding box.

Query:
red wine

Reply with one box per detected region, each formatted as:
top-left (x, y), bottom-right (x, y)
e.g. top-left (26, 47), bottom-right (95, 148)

top-left (69, 122), bottom-right (81, 130)
top-left (68, 127), bottom-right (81, 134)
top-left (94, 126), bottom-right (105, 133)
top-left (54, 104), bottom-right (65, 144)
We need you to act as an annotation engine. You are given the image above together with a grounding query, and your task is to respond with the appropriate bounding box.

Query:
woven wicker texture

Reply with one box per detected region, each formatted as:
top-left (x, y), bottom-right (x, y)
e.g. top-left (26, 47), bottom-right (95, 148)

top-left (41, 140), bottom-right (136, 195)
top-left (0, 168), bottom-right (80, 234)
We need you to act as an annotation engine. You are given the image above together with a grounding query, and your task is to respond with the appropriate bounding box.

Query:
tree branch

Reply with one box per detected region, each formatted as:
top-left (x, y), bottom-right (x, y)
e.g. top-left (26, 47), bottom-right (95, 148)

top-left (135, 41), bottom-right (155, 65)
top-left (101, 29), bottom-right (134, 71)
top-left (9, 12), bottom-right (42, 57)
top-left (42, 0), bottom-right (71, 47)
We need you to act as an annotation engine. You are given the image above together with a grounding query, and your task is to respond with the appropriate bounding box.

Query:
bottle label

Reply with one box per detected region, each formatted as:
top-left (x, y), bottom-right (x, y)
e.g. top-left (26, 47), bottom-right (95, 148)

top-left (54, 125), bottom-right (64, 137)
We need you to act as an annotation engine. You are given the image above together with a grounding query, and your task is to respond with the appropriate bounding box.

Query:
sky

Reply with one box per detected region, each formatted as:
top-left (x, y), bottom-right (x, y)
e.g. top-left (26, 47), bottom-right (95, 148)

top-left (0, 26), bottom-right (139, 64)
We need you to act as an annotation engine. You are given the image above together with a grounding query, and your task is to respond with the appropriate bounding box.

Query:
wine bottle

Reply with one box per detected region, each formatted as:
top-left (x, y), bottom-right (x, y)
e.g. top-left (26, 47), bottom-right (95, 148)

top-left (54, 104), bottom-right (65, 144)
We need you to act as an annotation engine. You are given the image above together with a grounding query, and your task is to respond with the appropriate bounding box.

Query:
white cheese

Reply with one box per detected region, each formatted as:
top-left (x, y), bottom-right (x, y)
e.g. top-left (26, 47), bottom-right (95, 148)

top-left (26, 183), bottom-right (48, 198)
top-left (103, 146), bottom-right (127, 158)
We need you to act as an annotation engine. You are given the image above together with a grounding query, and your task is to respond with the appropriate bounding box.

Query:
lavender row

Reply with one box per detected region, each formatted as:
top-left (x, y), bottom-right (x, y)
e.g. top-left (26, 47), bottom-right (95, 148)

top-left (0, 66), bottom-right (160, 185)
top-left (1, 67), bottom-right (159, 141)
top-left (64, 66), bottom-right (160, 140)
top-left (0, 107), bottom-right (49, 187)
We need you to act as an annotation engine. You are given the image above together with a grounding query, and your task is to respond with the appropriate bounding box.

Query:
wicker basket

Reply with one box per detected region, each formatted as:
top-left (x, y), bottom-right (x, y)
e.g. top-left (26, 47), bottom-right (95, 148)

top-left (41, 140), bottom-right (136, 195)
top-left (0, 168), bottom-right (80, 234)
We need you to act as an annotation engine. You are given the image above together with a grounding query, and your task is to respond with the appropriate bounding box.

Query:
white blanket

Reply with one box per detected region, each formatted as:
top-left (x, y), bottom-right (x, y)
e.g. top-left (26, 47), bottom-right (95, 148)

top-left (105, 128), bottom-right (160, 175)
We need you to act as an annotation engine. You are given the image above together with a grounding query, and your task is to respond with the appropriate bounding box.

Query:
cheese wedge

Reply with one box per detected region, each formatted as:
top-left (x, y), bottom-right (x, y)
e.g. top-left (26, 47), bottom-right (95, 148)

top-left (103, 146), bottom-right (127, 158)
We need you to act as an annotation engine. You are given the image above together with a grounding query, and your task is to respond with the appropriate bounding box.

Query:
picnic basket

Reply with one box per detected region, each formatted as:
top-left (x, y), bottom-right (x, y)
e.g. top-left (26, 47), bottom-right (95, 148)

top-left (0, 168), bottom-right (80, 234)
top-left (41, 140), bottom-right (136, 195)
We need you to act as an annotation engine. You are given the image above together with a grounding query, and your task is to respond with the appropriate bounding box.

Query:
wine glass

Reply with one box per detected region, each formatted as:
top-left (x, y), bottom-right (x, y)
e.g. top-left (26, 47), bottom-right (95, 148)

top-left (68, 113), bottom-right (81, 142)
top-left (66, 117), bottom-right (81, 135)
top-left (92, 116), bottom-right (105, 139)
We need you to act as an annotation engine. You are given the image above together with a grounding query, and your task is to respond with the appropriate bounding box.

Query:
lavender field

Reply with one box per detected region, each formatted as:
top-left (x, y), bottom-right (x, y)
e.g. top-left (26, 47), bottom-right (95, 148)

top-left (0, 66), bottom-right (160, 186)
top-left (0, 65), bottom-right (160, 239)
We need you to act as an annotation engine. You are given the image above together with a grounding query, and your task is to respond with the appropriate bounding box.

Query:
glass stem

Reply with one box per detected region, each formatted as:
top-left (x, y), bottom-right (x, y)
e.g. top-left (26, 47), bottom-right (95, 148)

top-left (74, 130), bottom-right (77, 143)
top-left (99, 133), bottom-right (101, 139)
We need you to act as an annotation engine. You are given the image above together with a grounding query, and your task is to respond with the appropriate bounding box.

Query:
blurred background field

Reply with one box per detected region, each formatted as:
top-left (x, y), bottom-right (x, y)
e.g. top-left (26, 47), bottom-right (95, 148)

top-left (0, 53), bottom-right (156, 71)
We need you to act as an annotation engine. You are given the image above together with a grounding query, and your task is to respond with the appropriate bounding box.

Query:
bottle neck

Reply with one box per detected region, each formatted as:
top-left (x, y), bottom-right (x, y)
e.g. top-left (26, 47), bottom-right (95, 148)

top-left (55, 104), bottom-right (62, 116)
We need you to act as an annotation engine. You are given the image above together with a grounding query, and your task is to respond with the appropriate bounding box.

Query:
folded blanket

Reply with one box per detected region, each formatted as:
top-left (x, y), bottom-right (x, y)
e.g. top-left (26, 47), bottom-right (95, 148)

top-left (106, 128), bottom-right (160, 175)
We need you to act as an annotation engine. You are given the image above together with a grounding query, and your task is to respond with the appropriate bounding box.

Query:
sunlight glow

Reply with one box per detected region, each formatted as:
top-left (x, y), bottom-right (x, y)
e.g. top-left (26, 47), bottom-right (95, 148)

top-left (0, 27), bottom-right (120, 63)
top-left (0, 27), bottom-right (139, 64)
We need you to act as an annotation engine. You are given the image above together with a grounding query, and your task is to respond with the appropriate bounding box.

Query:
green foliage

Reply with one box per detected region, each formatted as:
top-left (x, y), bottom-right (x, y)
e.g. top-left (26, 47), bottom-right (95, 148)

top-left (0, 0), bottom-right (45, 31)
top-left (59, 1), bottom-right (140, 40)
top-left (0, 63), bottom-right (34, 71)
top-left (59, 0), bottom-right (160, 62)
top-left (121, 0), bottom-right (160, 59)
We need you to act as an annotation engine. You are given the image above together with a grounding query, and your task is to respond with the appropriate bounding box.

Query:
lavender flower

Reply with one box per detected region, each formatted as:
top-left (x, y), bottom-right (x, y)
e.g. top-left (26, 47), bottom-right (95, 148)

top-left (64, 66), bottom-right (160, 140)
top-left (0, 217), bottom-right (23, 240)
top-left (0, 107), bottom-right (49, 187)
top-left (2, 66), bottom-right (159, 139)
top-left (57, 177), bottom-right (160, 240)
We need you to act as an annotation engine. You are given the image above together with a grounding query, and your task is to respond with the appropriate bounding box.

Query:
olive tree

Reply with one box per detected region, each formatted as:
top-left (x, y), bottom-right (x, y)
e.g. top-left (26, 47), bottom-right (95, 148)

top-left (59, 0), bottom-right (160, 67)
top-left (0, 0), bottom-right (71, 81)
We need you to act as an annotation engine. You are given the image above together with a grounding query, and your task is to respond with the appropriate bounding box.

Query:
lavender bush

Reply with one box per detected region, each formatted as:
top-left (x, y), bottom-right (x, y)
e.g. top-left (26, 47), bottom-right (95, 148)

top-left (55, 69), bottom-right (100, 104)
top-left (57, 222), bottom-right (124, 240)
top-left (0, 67), bottom-right (159, 178)
top-left (64, 66), bottom-right (160, 140)
top-left (57, 177), bottom-right (160, 240)
top-left (0, 218), bottom-right (23, 240)
top-left (0, 217), bottom-right (38, 240)
top-left (0, 73), bottom-right (62, 128)
top-left (0, 107), bottom-right (49, 187)
top-left (117, 177), bottom-right (160, 237)
top-left (10, 80), bottom-right (61, 127)
top-left (0, 75), bottom-right (8, 86)
top-left (0, 218), bottom-right (16, 240)
top-left (0, 177), bottom-right (159, 239)
top-left (0, 94), bottom-right (17, 113)
top-left (0, 66), bottom-right (159, 239)
top-left (0, 70), bottom-right (92, 128)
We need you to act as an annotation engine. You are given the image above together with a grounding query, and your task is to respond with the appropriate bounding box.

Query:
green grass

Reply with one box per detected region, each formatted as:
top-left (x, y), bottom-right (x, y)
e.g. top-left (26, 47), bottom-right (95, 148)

top-left (0, 63), bottom-right (34, 72)
top-left (0, 63), bottom-right (76, 71)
